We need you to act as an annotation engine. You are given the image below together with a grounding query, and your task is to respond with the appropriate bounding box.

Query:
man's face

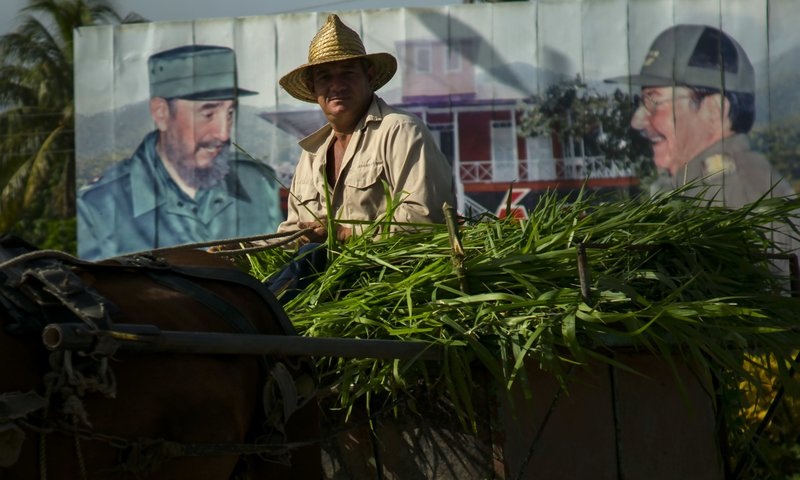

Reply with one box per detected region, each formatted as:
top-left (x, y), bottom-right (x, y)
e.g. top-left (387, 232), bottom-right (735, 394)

top-left (311, 59), bottom-right (374, 131)
top-left (161, 98), bottom-right (235, 189)
top-left (630, 86), bottom-right (722, 175)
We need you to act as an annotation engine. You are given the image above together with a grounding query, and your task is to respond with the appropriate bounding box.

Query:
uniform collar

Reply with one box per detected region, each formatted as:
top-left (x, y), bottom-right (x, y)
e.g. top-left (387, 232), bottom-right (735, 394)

top-left (691, 134), bottom-right (750, 163)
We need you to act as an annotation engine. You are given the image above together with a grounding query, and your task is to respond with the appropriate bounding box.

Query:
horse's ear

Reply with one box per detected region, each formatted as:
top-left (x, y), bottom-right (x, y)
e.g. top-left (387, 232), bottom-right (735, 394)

top-left (150, 97), bottom-right (169, 131)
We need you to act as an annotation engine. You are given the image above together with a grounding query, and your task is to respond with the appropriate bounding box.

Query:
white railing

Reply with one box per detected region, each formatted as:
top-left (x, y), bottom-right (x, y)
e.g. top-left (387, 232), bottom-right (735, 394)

top-left (459, 162), bottom-right (494, 183)
top-left (460, 156), bottom-right (635, 183)
top-left (276, 156), bottom-right (635, 188)
top-left (560, 156), bottom-right (636, 179)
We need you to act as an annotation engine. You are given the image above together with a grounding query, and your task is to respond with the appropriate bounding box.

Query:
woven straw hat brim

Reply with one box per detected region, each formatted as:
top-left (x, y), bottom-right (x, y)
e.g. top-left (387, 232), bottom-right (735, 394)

top-left (279, 52), bottom-right (397, 103)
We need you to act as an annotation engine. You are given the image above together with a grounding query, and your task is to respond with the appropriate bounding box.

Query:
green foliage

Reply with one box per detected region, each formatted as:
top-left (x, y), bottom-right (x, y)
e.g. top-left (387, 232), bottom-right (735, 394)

top-left (0, 0), bottom-right (120, 236)
top-left (7, 217), bottom-right (76, 253)
top-left (728, 352), bottom-right (800, 479)
top-left (247, 186), bottom-right (800, 464)
top-left (517, 75), bottom-right (655, 181)
top-left (751, 120), bottom-right (800, 192)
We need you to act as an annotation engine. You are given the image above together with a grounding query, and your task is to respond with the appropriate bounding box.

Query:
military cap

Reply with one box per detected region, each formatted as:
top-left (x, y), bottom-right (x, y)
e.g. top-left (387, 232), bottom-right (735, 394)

top-left (606, 24), bottom-right (754, 94)
top-left (148, 45), bottom-right (257, 100)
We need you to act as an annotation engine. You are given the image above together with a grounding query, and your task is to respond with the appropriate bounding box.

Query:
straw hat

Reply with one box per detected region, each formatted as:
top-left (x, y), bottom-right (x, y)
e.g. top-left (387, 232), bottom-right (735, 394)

top-left (279, 14), bottom-right (397, 103)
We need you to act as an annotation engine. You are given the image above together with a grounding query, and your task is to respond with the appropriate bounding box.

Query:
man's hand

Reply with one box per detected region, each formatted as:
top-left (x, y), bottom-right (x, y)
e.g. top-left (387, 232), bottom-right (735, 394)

top-left (298, 220), bottom-right (353, 243)
top-left (335, 225), bottom-right (353, 242)
top-left (298, 221), bottom-right (328, 243)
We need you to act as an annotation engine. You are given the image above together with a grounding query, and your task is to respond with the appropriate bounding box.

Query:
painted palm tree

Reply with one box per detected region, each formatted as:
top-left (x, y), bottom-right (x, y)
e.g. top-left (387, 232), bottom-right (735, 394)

top-left (0, 0), bottom-right (120, 249)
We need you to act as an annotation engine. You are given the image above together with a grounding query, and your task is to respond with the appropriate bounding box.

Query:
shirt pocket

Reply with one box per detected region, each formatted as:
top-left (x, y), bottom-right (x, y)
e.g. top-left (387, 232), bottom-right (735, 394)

top-left (340, 162), bottom-right (386, 224)
top-left (294, 181), bottom-right (320, 206)
top-left (342, 161), bottom-right (384, 189)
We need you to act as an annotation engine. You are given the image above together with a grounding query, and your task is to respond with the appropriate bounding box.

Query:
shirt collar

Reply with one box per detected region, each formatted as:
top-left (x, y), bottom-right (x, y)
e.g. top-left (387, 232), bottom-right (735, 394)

top-left (298, 94), bottom-right (384, 153)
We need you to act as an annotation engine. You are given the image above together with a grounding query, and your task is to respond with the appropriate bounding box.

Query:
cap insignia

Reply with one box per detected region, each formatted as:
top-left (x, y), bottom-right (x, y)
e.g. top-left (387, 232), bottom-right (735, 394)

top-left (703, 154), bottom-right (736, 175)
top-left (643, 50), bottom-right (660, 67)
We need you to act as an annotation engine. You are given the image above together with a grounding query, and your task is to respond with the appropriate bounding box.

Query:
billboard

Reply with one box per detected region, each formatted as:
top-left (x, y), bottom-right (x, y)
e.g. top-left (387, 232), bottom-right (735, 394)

top-left (74, 0), bottom-right (800, 258)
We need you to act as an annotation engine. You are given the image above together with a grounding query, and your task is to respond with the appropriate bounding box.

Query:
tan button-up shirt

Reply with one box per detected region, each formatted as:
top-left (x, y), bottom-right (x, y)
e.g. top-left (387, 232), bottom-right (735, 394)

top-left (278, 95), bottom-right (455, 236)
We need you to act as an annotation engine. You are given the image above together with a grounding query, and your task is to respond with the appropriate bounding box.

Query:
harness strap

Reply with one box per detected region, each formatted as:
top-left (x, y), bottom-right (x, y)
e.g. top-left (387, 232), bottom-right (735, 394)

top-left (104, 254), bottom-right (296, 336)
top-left (112, 255), bottom-right (319, 448)
top-left (141, 267), bottom-right (318, 433)
top-left (1, 235), bottom-right (114, 335)
top-left (23, 267), bottom-right (112, 331)
top-left (0, 286), bottom-right (37, 334)
top-left (168, 264), bottom-right (297, 336)
top-left (143, 270), bottom-right (268, 373)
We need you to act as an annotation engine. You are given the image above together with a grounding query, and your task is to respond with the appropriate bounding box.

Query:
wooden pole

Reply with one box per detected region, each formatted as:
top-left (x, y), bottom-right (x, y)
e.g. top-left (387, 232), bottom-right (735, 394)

top-left (42, 323), bottom-right (441, 360)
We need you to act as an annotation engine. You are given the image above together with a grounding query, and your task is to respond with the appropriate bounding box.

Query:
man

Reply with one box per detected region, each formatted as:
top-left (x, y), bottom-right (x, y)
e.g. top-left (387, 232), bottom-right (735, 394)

top-left (277, 14), bottom-right (455, 244)
top-left (77, 45), bottom-right (282, 260)
top-left (265, 14), bottom-right (454, 300)
top-left (606, 24), bottom-right (795, 207)
top-left (607, 24), bottom-right (798, 284)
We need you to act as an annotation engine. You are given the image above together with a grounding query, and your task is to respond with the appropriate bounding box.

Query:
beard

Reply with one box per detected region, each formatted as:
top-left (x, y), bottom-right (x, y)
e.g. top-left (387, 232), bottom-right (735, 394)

top-left (166, 141), bottom-right (232, 190)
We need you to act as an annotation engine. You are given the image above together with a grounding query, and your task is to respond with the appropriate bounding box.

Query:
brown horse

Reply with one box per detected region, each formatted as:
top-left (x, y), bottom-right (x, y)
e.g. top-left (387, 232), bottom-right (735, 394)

top-left (0, 236), bottom-right (321, 479)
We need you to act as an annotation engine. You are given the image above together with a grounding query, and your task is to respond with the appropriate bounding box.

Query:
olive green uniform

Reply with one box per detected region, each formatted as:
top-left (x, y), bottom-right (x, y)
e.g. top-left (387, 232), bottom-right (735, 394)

top-left (662, 134), bottom-right (795, 207)
top-left (654, 134), bottom-right (797, 259)
top-left (77, 131), bottom-right (282, 259)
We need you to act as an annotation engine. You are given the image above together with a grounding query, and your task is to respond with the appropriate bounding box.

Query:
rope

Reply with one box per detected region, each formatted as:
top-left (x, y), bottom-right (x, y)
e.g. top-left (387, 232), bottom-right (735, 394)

top-left (33, 351), bottom-right (118, 479)
top-left (150, 229), bottom-right (314, 256)
top-left (208, 229), bottom-right (314, 256)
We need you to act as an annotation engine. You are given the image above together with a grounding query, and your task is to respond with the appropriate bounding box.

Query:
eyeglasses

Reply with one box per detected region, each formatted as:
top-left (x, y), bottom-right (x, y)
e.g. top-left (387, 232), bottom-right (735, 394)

top-left (633, 93), bottom-right (694, 114)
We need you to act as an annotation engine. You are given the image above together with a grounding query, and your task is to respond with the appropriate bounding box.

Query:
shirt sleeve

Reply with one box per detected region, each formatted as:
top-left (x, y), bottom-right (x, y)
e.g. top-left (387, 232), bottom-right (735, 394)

top-left (381, 119), bottom-right (455, 226)
top-left (277, 151), bottom-right (324, 233)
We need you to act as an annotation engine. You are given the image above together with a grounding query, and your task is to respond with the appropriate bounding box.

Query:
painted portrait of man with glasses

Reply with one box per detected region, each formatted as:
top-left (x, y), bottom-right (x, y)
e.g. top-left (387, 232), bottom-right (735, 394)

top-left (607, 24), bottom-right (795, 207)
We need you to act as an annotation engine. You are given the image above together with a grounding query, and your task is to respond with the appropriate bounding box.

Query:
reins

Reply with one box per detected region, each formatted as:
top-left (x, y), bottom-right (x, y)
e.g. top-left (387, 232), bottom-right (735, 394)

top-left (151, 229), bottom-right (314, 256)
